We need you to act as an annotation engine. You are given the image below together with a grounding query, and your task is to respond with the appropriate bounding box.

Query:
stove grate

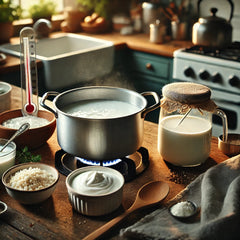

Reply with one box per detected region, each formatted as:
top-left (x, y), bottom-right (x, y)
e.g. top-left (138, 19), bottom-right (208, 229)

top-left (184, 42), bottom-right (240, 62)
top-left (55, 147), bottom-right (149, 182)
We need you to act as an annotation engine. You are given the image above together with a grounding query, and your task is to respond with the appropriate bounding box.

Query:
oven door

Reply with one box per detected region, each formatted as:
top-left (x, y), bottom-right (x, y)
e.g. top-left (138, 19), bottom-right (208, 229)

top-left (211, 89), bottom-right (240, 137)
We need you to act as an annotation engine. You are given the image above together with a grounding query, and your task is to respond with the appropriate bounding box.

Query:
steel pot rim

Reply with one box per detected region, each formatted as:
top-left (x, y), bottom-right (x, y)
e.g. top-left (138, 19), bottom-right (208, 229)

top-left (42, 86), bottom-right (159, 120)
top-left (56, 87), bottom-right (146, 120)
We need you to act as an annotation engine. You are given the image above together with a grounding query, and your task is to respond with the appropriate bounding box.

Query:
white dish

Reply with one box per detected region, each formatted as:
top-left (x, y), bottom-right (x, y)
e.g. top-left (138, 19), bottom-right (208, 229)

top-left (0, 138), bottom-right (16, 178)
top-left (66, 166), bottom-right (124, 216)
top-left (0, 201), bottom-right (7, 215)
top-left (169, 200), bottom-right (199, 219)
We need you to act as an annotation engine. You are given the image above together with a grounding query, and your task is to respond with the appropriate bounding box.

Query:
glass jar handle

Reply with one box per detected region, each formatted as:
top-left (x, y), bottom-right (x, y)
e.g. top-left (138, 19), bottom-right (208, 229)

top-left (214, 109), bottom-right (228, 142)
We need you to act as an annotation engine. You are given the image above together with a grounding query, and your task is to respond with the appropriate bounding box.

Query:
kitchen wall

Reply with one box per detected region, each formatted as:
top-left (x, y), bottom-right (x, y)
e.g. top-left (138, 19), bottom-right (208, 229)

top-left (62, 0), bottom-right (240, 41)
top-left (192, 0), bottom-right (240, 41)
top-left (63, 0), bottom-right (131, 17)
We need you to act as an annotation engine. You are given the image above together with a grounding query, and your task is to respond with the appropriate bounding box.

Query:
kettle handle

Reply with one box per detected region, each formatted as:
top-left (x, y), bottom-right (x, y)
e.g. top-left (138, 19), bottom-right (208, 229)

top-left (197, 0), bottom-right (234, 22)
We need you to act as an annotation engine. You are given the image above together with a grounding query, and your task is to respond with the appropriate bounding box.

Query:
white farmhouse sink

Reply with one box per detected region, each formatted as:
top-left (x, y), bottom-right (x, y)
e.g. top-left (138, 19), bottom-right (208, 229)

top-left (0, 33), bottom-right (114, 90)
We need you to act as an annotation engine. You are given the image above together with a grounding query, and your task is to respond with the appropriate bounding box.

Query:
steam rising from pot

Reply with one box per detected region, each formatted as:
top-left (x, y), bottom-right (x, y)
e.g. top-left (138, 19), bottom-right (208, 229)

top-left (86, 69), bottom-right (136, 91)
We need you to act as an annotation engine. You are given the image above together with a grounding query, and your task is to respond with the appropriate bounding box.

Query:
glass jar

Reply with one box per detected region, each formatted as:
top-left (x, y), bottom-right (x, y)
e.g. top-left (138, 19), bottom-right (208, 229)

top-left (158, 82), bottom-right (227, 167)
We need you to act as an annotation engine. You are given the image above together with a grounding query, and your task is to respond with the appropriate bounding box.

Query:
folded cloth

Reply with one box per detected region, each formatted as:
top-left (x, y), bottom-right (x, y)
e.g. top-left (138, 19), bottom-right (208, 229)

top-left (120, 154), bottom-right (240, 240)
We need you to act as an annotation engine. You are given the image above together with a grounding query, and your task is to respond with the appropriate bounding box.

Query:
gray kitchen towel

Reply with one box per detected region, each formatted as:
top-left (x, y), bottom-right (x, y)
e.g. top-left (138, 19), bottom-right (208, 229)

top-left (120, 154), bottom-right (240, 240)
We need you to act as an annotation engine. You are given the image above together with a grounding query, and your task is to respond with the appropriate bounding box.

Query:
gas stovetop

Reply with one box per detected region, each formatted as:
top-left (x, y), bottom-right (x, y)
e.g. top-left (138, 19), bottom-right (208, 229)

top-left (173, 44), bottom-right (240, 95)
top-left (183, 42), bottom-right (240, 62)
top-left (55, 147), bottom-right (149, 182)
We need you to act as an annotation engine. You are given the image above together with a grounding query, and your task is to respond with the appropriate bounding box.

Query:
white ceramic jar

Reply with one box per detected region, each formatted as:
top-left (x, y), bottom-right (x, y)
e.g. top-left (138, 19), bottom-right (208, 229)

top-left (0, 138), bottom-right (16, 177)
top-left (158, 82), bottom-right (227, 167)
top-left (66, 166), bottom-right (124, 216)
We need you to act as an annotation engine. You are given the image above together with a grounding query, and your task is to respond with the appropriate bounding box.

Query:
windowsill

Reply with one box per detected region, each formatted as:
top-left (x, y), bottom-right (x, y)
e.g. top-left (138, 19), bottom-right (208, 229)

top-left (12, 14), bottom-right (65, 36)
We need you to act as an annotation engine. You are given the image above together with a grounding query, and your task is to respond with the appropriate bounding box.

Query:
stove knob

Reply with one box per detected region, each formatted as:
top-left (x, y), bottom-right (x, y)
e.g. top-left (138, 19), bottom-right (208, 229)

top-left (184, 67), bottom-right (194, 77)
top-left (211, 73), bottom-right (222, 83)
top-left (229, 75), bottom-right (240, 87)
top-left (199, 70), bottom-right (210, 80)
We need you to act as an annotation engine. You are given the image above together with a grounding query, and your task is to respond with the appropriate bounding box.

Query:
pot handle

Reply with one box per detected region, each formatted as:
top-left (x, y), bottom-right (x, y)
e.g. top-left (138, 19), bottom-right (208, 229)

top-left (141, 91), bottom-right (160, 119)
top-left (40, 91), bottom-right (59, 118)
top-left (197, 0), bottom-right (234, 22)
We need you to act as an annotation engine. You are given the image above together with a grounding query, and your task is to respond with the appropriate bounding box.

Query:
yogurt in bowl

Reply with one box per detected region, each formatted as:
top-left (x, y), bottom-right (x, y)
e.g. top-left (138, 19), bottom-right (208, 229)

top-left (66, 166), bottom-right (125, 216)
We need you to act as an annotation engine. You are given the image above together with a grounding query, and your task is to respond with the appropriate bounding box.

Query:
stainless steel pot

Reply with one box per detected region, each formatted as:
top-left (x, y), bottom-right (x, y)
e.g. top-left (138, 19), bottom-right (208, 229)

top-left (40, 86), bottom-right (160, 160)
top-left (192, 0), bottom-right (234, 48)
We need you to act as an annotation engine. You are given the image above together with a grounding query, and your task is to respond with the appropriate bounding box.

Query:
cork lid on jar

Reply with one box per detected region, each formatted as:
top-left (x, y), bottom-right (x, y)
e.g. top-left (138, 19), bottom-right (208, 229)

top-left (162, 82), bottom-right (211, 104)
top-left (161, 82), bottom-right (217, 113)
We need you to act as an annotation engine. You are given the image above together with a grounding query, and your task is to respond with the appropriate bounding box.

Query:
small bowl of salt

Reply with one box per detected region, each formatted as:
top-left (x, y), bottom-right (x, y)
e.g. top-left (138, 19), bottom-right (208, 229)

top-left (0, 109), bottom-right (56, 149)
top-left (169, 200), bottom-right (198, 219)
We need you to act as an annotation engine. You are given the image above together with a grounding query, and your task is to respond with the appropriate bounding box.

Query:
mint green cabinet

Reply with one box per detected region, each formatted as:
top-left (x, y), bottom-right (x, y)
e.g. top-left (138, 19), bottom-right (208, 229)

top-left (129, 51), bottom-right (172, 82)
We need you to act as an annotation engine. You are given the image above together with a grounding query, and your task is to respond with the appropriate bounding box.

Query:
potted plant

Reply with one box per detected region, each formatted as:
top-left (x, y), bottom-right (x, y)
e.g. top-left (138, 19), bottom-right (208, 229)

top-left (28, 0), bottom-right (56, 23)
top-left (0, 0), bottom-right (21, 43)
top-left (77, 0), bottom-right (111, 20)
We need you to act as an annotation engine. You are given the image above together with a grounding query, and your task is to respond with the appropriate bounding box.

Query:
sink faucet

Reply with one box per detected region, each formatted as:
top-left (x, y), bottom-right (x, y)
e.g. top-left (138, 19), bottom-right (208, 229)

top-left (33, 19), bottom-right (52, 39)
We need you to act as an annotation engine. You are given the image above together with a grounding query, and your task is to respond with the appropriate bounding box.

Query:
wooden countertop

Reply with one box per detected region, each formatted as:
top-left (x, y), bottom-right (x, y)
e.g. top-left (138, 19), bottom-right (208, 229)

top-left (78, 32), bottom-right (193, 57)
top-left (0, 85), bottom-right (228, 239)
top-left (0, 54), bottom-right (42, 75)
top-left (0, 31), bottom-right (193, 74)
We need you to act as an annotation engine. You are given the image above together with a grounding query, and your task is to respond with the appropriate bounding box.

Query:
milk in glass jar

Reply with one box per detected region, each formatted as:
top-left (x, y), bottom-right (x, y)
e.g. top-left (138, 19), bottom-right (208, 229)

top-left (158, 82), bottom-right (227, 167)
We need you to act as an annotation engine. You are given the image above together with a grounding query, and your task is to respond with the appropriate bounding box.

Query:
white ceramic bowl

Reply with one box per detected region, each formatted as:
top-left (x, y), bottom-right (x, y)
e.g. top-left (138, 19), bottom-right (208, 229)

top-left (0, 138), bottom-right (16, 178)
top-left (0, 81), bottom-right (12, 113)
top-left (0, 201), bottom-right (7, 215)
top-left (66, 166), bottom-right (124, 216)
top-left (2, 162), bottom-right (59, 204)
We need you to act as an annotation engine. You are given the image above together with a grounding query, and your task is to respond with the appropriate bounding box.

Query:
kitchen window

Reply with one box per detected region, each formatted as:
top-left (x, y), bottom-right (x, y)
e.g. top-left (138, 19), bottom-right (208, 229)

top-left (12, 0), bottom-right (64, 17)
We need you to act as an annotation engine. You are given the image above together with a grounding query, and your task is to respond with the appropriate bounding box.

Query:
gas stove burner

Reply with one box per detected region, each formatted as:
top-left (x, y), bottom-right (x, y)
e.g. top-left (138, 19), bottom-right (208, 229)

top-left (184, 42), bottom-right (240, 62)
top-left (77, 157), bottom-right (122, 167)
top-left (55, 147), bottom-right (149, 182)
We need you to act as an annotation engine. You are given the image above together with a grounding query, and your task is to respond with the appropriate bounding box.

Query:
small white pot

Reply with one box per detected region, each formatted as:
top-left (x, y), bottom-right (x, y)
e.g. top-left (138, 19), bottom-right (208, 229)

top-left (66, 166), bottom-right (124, 216)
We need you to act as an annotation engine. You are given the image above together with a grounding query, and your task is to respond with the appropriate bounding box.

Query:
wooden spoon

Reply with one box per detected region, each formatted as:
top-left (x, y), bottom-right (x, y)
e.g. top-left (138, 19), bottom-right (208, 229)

top-left (83, 180), bottom-right (169, 240)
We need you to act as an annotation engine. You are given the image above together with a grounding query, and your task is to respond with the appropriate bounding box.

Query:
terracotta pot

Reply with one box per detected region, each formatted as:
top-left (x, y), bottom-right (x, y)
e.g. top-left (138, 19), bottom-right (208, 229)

top-left (0, 109), bottom-right (56, 150)
top-left (0, 22), bottom-right (14, 44)
top-left (64, 8), bottom-right (87, 32)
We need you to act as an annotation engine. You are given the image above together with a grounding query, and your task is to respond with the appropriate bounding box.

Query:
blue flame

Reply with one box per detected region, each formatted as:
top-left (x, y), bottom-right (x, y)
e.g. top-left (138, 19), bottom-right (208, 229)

top-left (77, 157), bottom-right (122, 166)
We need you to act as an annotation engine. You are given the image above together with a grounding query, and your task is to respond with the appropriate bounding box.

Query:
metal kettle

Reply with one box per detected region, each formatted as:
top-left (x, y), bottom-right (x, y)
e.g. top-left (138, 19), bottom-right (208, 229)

top-left (192, 0), bottom-right (234, 48)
